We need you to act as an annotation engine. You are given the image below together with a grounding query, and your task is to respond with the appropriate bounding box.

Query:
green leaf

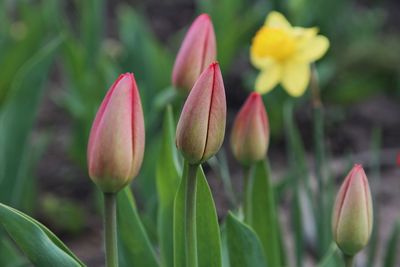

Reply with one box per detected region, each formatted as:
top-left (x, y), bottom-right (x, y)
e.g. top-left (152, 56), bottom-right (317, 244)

top-left (247, 161), bottom-right (281, 267)
top-left (0, 36), bottom-right (62, 208)
top-left (117, 187), bottom-right (159, 267)
top-left (0, 203), bottom-right (84, 266)
top-left (383, 218), bottom-right (400, 267)
top-left (226, 213), bottom-right (267, 267)
top-left (174, 165), bottom-right (222, 267)
top-left (156, 106), bottom-right (181, 267)
top-left (316, 243), bottom-right (343, 267)
top-left (0, 235), bottom-right (28, 267)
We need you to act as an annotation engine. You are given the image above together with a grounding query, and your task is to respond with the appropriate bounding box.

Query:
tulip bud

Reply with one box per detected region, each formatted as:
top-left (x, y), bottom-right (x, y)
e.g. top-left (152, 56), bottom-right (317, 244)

top-left (172, 14), bottom-right (217, 93)
top-left (230, 92), bottom-right (269, 165)
top-left (176, 62), bottom-right (226, 164)
top-left (332, 164), bottom-right (373, 256)
top-left (87, 73), bottom-right (145, 193)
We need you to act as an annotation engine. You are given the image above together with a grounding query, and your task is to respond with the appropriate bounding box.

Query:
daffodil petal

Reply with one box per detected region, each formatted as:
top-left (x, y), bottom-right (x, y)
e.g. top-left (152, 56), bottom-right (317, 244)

top-left (250, 50), bottom-right (274, 69)
top-left (255, 65), bottom-right (281, 94)
top-left (281, 62), bottom-right (310, 97)
top-left (264, 11), bottom-right (291, 29)
top-left (295, 35), bottom-right (330, 62)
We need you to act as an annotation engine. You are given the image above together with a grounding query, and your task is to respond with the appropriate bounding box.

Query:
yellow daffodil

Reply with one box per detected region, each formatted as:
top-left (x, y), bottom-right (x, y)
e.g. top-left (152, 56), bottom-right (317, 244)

top-left (251, 11), bottom-right (329, 97)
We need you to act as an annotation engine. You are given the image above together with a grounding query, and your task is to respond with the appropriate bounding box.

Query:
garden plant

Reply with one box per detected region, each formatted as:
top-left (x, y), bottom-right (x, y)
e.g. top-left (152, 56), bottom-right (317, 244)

top-left (0, 1), bottom-right (399, 267)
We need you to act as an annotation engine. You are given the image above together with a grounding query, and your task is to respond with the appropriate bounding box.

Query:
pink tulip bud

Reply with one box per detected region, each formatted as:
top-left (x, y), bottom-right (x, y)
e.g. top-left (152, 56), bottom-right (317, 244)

top-left (332, 164), bottom-right (373, 256)
top-left (172, 14), bottom-right (217, 93)
top-left (230, 92), bottom-right (269, 165)
top-left (176, 62), bottom-right (226, 164)
top-left (87, 73), bottom-right (145, 193)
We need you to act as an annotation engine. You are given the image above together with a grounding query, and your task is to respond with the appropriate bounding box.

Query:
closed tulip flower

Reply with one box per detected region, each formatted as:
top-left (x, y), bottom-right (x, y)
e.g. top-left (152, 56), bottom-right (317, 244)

top-left (332, 164), bottom-right (373, 256)
top-left (230, 92), bottom-right (269, 165)
top-left (87, 73), bottom-right (145, 193)
top-left (172, 14), bottom-right (216, 93)
top-left (176, 62), bottom-right (226, 164)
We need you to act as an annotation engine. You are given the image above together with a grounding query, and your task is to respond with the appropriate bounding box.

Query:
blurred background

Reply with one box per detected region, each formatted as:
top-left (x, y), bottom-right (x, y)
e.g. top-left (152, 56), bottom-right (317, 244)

top-left (0, 0), bottom-right (399, 266)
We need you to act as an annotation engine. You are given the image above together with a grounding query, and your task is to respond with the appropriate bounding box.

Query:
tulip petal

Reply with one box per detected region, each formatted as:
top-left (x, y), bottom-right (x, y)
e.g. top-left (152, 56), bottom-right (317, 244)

top-left (295, 36), bottom-right (330, 62)
top-left (172, 14), bottom-right (216, 92)
top-left (336, 169), bottom-right (371, 255)
top-left (89, 75), bottom-right (134, 190)
top-left (230, 93), bottom-right (269, 165)
top-left (281, 61), bottom-right (310, 97)
top-left (255, 65), bottom-right (281, 95)
top-left (264, 11), bottom-right (291, 29)
top-left (202, 64), bottom-right (226, 161)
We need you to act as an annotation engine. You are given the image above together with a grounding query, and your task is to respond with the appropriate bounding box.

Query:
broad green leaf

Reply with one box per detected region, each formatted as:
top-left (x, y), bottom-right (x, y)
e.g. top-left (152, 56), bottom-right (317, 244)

top-left (0, 203), bottom-right (84, 266)
top-left (383, 219), bottom-right (400, 267)
top-left (0, 235), bottom-right (28, 267)
top-left (226, 213), bottom-right (267, 267)
top-left (156, 106), bottom-right (181, 267)
top-left (196, 167), bottom-right (222, 267)
top-left (174, 165), bottom-right (222, 267)
top-left (117, 187), bottom-right (159, 267)
top-left (0, 36), bottom-right (62, 208)
top-left (247, 160), bottom-right (281, 267)
top-left (317, 243), bottom-right (343, 267)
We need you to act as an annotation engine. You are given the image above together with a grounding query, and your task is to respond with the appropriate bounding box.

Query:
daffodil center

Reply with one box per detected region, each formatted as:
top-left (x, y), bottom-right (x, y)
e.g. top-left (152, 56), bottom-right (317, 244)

top-left (252, 27), bottom-right (296, 61)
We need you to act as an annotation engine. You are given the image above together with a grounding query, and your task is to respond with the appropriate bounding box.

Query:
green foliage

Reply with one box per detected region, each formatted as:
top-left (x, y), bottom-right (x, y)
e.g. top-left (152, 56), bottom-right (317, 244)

top-left (0, 36), bottom-right (62, 210)
top-left (0, 202), bottom-right (84, 267)
top-left (383, 219), bottom-right (400, 267)
top-left (246, 160), bottom-right (282, 267)
top-left (156, 106), bottom-right (181, 267)
top-left (225, 213), bottom-right (267, 267)
top-left (117, 187), bottom-right (159, 267)
top-left (174, 165), bottom-right (222, 267)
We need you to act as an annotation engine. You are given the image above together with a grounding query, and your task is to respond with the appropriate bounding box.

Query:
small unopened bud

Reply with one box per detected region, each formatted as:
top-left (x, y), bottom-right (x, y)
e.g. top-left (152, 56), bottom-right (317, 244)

top-left (230, 92), bottom-right (269, 165)
top-left (87, 73), bottom-right (145, 193)
top-left (172, 14), bottom-right (216, 93)
top-left (332, 164), bottom-right (373, 256)
top-left (176, 62), bottom-right (226, 164)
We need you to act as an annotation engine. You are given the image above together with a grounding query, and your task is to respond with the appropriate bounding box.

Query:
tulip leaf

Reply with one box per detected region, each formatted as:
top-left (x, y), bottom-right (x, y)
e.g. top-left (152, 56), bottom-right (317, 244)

top-left (226, 212), bottom-right (267, 267)
top-left (0, 203), bottom-right (84, 266)
top-left (156, 106), bottom-right (181, 267)
top-left (316, 243), bottom-right (343, 267)
top-left (247, 160), bottom-right (281, 267)
top-left (383, 219), bottom-right (400, 267)
top-left (0, 36), bottom-right (62, 208)
top-left (174, 165), bottom-right (222, 267)
top-left (117, 187), bottom-right (159, 267)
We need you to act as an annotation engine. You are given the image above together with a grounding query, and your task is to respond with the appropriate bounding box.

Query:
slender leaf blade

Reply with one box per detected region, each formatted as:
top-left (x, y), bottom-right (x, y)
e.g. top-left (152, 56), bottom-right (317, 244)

top-left (117, 187), bottom-right (159, 267)
top-left (226, 213), bottom-right (267, 267)
top-left (0, 203), bottom-right (84, 266)
top-left (196, 166), bottom-right (222, 267)
top-left (156, 106), bottom-right (181, 267)
top-left (248, 160), bottom-right (281, 267)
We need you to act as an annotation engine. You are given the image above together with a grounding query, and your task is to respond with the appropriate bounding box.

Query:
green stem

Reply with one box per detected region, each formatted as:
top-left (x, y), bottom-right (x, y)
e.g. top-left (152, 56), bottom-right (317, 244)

top-left (311, 65), bottom-right (329, 254)
top-left (242, 165), bottom-right (252, 224)
top-left (185, 163), bottom-right (199, 267)
top-left (104, 193), bottom-right (118, 267)
top-left (344, 254), bottom-right (355, 267)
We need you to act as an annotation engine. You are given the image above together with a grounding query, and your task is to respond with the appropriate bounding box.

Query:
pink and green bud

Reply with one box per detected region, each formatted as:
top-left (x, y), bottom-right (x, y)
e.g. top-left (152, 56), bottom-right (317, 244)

top-left (332, 164), bottom-right (373, 256)
top-left (172, 14), bottom-right (216, 93)
top-left (87, 73), bottom-right (145, 193)
top-left (230, 92), bottom-right (269, 165)
top-left (176, 62), bottom-right (226, 164)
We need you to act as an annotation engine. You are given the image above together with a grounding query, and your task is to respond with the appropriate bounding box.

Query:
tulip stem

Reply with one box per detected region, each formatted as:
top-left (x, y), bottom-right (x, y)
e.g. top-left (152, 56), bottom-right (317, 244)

top-left (243, 166), bottom-right (253, 224)
top-left (185, 163), bottom-right (199, 267)
top-left (311, 65), bottom-right (329, 254)
top-left (104, 193), bottom-right (118, 267)
top-left (344, 254), bottom-right (355, 267)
